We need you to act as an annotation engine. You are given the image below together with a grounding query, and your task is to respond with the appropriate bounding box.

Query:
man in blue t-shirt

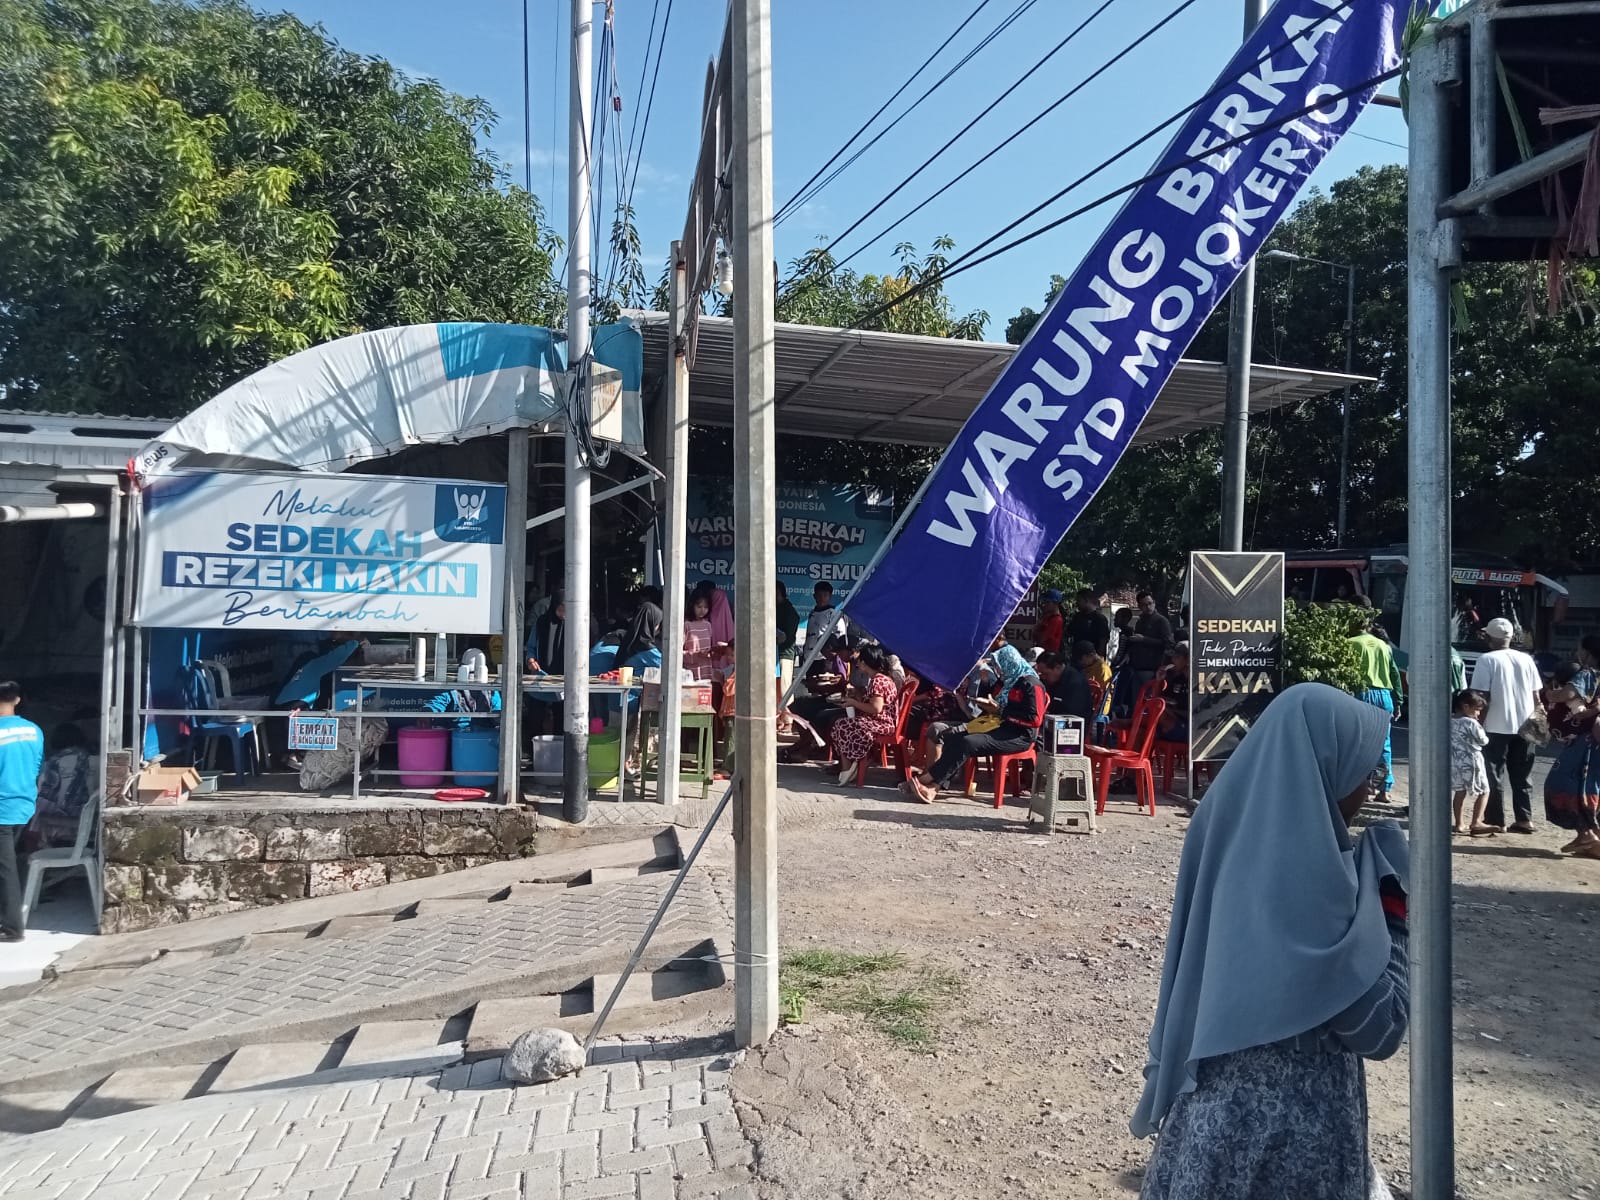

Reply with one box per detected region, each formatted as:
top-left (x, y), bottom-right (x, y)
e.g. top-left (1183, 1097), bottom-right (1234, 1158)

top-left (0, 680), bottom-right (46, 942)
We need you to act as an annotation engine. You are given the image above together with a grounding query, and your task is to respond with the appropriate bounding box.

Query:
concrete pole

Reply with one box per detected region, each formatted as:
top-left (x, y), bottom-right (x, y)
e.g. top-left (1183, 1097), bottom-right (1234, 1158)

top-left (563, 0), bottom-right (593, 824)
top-left (97, 483), bottom-right (123, 923)
top-left (1219, 0), bottom-right (1269, 553)
top-left (1336, 265), bottom-right (1356, 547)
top-left (1406, 30), bottom-right (1457, 1200)
top-left (499, 430), bottom-right (529, 805)
top-left (731, 0), bottom-right (779, 1049)
top-left (657, 244), bottom-right (691, 806)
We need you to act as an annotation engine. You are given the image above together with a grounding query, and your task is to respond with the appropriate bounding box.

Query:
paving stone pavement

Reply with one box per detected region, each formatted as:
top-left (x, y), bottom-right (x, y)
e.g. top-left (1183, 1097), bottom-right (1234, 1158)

top-left (0, 1039), bottom-right (756, 1200)
top-left (0, 874), bottom-right (727, 1085)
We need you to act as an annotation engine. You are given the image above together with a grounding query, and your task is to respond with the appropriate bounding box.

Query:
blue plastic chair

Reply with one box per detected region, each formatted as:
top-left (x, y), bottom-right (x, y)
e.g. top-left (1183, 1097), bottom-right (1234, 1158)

top-left (185, 664), bottom-right (259, 778)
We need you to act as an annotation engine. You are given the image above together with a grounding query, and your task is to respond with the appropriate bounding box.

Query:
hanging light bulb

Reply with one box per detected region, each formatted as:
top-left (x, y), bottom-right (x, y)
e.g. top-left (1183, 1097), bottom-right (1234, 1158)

top-left (716, 248), bottom-right (735, 297)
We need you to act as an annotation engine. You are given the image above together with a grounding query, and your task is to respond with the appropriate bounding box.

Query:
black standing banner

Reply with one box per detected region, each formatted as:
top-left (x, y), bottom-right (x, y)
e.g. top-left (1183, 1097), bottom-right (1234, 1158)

top-left (1189, 551), bottom-right (1285, 766)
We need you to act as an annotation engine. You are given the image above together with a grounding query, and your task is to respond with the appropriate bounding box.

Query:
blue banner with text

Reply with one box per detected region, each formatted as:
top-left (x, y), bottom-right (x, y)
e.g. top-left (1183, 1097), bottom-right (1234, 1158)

top-left (846, 0), bottom-right (1421, 686)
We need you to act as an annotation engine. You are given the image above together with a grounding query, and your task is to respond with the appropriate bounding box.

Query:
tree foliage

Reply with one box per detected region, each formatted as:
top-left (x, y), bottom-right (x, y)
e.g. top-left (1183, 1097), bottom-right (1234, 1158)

top-left (0, 0), bottom-right (564, 417)
top-left (778, 237), bottom-right (989, 339)
top-left (1020, 164), bottom-right (1600, 592)
top-left (690, 237), bottom-right (991, 490)
top-left (1282, 600), bottom-right (1363, 694)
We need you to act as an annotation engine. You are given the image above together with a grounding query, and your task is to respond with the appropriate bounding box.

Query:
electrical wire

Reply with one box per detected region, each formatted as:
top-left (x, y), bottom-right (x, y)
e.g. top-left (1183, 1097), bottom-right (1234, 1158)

top-left (620, 0), bottom-right (663, 180)
top-left (841, 59), bottom-right (1400, 334)
top-left (802, 0), bottom-right (1137, 266)
top-left (824, 0), bottom-right (1196, 273)
top-left (775, 0), bottom-right (1043, 227)
top-left (791, 0), bottom-right (1364, 311)
top-left (622, 0), bottom-right (675, 217)
top-left (550, 0), bottom-right (561, 207)
top-left (1352, 129), bottom-right (1407, 151)
top-left (522, 0), bottom-right (533, 196)
top-left (773, 0), bottom-right (1002, 224)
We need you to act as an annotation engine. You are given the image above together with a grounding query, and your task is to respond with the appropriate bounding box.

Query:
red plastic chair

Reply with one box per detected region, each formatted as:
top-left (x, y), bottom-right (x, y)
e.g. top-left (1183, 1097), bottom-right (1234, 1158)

top-left (1152, 738), bottom-right (1213, 794)
top-left (1087, 698), bottom-right (1166, 816)
top-left (963, 740), bottom-right (1038, 809)
top-left (1106, 679), bottom-right (1162, 749)
top-left (854, 677), bottom-right (919, 787)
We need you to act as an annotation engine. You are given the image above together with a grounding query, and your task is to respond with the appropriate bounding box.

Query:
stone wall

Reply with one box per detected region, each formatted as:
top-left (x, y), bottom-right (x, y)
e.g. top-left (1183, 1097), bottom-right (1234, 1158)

top-left (102, 801), bottom-right (539, 932)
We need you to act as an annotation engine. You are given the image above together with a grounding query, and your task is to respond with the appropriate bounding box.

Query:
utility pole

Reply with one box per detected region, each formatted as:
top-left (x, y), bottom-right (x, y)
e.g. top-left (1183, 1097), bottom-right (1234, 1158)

top-left (1337, 265), bottom-right (1355, 546)
top-left (1263, 250), bottom-right (1358, 546)
top-left (499, 429), bottom-right (528, 805)
top-left (731, 0), bottom-right (779, 1048)
top-left (1219, 0), bottom-right (1269, 553)
top-left (1407, 27), bottom-right (1457, 1200)
top-left (563, 0), bottom-right (593, 823)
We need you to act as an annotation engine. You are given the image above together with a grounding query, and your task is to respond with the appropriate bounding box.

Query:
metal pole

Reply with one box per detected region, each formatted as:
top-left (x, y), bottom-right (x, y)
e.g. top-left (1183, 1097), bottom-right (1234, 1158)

top-left (1336, 265), bottom-right (1355, 547)
top-left (522, 0), bottom-right (533, 195)
top-left (658, 244), bottom-right (691, 806)
top-left (563, 0), bottom-right (593, 824)
top-left (586, 463), bottom-right (942, 1052)
top-left (500, 430), bottom-right (529, 805)
top-left (126, 497), bottom-right (143, 759)
top-left (1468, 6), bottom-right (1495, 199)
top-left (96, 484), bottom-right (122, 927)
top-left (1219, 0), bottom-right (1269, 553)
top-left (731, 0), bottom-right (778, 1049)
top-left (1407, 29), bottom-right (1456, 1200)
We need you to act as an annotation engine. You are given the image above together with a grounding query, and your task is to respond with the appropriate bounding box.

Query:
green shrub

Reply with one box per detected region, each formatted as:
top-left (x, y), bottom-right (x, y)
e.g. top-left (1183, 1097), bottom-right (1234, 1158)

top-left (1283, 600), bottom-right (1365, 694)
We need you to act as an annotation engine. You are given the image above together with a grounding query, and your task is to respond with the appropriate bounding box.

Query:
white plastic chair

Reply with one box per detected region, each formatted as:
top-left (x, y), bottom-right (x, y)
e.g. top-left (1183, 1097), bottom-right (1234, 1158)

top-left (22, 782), bottom-right (101, 926)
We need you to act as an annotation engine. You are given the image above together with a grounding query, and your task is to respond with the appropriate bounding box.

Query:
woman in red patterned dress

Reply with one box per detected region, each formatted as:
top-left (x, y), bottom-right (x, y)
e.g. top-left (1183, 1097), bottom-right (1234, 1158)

top-left (827, 645), bottom-right (900, 784)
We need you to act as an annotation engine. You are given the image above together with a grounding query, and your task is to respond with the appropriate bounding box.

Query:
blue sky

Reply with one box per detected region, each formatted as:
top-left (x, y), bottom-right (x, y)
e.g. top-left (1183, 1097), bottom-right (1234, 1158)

top-left (274, 0), bottom-right (1410, 338)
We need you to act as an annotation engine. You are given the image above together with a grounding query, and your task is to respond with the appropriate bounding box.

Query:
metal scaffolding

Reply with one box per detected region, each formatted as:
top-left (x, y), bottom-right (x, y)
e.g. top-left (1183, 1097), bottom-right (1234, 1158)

top-left (1407, 4), bottom-right (1600, 1196)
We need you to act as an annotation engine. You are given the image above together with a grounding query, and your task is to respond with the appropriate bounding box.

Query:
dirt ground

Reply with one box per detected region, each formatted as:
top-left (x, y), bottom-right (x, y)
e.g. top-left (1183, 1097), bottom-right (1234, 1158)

top-left (728, 749), bottom-right (1600, 1200)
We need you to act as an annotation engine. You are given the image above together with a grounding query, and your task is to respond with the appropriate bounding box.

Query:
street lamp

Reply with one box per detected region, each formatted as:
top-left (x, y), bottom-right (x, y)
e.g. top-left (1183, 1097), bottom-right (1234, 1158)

top-left (1263, 249), bottom-right (1357, 547)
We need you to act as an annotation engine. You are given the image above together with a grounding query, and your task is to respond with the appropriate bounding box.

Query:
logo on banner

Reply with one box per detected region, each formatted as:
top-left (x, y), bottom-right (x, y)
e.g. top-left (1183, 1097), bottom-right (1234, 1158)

top-left (1190, 551), bottom-right (1285, 763)
top-left (434, 485), bottom-right (505, 544)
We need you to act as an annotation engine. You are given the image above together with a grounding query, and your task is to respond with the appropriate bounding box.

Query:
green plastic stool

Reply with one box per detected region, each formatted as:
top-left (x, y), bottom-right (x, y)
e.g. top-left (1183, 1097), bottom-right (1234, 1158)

top-left (640, 709), bottom-right (715, 801)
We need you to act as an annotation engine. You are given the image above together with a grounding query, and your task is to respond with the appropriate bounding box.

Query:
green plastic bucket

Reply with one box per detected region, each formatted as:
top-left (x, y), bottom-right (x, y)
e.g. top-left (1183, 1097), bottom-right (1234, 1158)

top-left (588, 731), bottom-right (622, 790)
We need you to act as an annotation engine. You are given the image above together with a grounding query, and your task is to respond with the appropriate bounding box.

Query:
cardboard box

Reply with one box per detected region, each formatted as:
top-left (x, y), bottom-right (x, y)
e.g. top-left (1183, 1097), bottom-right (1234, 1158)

top-left (134, 765), bottom-right (202, 806)
top-left (1042, 715), bottom-right (1085, 756)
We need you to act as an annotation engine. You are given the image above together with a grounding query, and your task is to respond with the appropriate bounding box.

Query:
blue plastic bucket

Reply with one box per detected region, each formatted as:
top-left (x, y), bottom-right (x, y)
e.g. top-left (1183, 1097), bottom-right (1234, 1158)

top-left (450, 727), bottom-right (499, 788)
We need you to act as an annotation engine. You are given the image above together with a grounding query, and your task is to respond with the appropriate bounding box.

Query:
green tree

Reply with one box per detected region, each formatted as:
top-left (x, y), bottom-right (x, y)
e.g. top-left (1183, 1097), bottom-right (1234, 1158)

top-left (778, 237), bottom-right (989, 339)
top-left (1282, 601), bottom-right (1363, 693)
top-left (1014, 163), bottom-right (1600, 586)
top-left (1004, 274), bottom-right (1064, 345)
top-left (0, 0), bottom-right (563, 417)
top-left (691, 237), bottom-right (991, 491)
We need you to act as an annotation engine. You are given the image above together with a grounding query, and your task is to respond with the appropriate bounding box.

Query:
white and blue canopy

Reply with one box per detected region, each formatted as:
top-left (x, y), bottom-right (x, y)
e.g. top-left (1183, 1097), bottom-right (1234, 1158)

top-left (131, 321), bottom-right (644, 483)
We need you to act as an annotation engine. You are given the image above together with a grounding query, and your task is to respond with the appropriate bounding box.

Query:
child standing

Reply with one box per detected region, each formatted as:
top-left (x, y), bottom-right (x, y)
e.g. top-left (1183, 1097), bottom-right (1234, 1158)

top-left (1451, 689), bottom-right (1493, 836)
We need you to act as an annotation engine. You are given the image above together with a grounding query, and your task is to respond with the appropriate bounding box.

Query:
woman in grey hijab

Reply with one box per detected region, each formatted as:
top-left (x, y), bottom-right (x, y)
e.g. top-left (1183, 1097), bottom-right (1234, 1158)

top-left (1133, 683), bottom-right (1410, 1200)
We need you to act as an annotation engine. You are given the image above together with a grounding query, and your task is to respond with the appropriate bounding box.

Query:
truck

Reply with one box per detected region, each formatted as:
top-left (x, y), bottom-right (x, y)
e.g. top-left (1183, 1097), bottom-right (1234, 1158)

top-left (1283, 545), bottom-right (1569, 674)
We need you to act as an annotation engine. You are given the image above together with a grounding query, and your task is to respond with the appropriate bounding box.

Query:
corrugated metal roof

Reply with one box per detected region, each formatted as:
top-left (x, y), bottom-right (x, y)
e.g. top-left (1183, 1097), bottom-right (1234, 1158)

top-left (638, 316), bottom-right (1373, 447)
top-left (0, 410), bottom-right (170, 471)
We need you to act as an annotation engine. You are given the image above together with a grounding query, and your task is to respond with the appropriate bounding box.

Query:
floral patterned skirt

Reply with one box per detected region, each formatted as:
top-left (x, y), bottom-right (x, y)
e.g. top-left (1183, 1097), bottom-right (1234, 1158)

top-left (1140, 1042), bottom-right (1390, 1200)
top-left (831, 714), bottom-right (896, 763)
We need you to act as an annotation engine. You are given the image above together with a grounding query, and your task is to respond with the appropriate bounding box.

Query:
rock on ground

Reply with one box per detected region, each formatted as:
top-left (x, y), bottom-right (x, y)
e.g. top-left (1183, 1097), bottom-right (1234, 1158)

top-left (504, 1027), bottom-right (585, 1084)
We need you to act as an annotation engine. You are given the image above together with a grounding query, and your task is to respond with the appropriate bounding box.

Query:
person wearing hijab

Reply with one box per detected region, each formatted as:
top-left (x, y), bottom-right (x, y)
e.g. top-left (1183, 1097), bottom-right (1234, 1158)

top-left (691, 580), bottom-right (736, 652)
top-left (904, 635), bottom-right (1044, 804)
top-left (615, 586), bottom-right (665, 669)
top-left (1132, 684), bottom-right (1409, 1200)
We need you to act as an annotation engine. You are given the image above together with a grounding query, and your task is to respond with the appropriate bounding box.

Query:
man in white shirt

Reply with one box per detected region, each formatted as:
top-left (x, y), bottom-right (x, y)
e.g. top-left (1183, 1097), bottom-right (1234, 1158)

top-left (1470, 617), bottom-right (1543, 833)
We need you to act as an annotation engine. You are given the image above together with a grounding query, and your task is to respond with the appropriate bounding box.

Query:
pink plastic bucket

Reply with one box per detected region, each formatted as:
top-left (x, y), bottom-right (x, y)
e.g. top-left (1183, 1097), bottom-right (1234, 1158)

top-left (397, 726), bottom-right (449, 788)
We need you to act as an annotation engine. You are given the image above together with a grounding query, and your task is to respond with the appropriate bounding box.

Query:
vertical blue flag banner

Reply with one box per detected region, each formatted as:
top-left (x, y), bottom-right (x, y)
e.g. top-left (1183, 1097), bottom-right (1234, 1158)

top-left (846, 0), bottom-right (1423, 687)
